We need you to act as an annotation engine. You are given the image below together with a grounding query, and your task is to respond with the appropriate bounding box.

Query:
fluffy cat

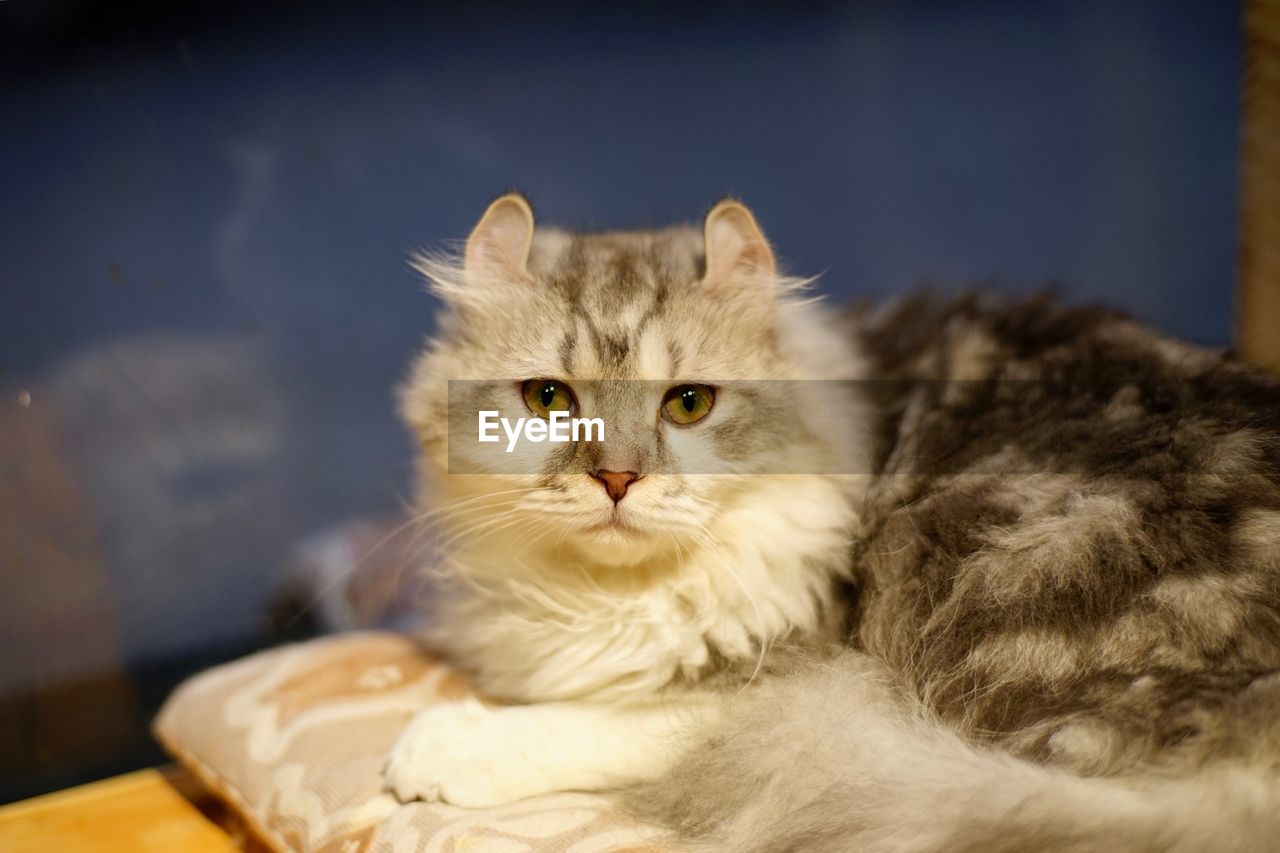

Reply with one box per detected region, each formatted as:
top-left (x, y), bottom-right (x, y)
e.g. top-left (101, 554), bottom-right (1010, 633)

top-left (388, 194), bottom-right (1280, 851)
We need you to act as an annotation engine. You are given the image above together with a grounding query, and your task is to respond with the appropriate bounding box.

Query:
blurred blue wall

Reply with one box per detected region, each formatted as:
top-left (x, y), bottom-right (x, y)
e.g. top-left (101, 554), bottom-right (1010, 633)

top-left (0, 0), bottom-right (1241, 666)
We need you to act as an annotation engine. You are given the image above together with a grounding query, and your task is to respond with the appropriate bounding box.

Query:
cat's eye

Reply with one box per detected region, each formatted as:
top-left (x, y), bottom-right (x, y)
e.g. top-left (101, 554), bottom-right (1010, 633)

top-left (661, 384), bottom-right (715, 425)
top-left (521, 379), bottom-right (577, 419)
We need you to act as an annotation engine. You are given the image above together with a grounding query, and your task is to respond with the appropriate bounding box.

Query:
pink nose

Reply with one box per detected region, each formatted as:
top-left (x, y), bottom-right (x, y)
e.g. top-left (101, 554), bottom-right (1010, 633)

top-left (592, 470), bottom-right (640, 503)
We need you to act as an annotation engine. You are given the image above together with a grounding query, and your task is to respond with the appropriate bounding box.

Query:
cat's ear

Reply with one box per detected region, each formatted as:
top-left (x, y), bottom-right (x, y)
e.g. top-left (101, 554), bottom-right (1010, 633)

top-left (465, 193), bottom-right (535, 281)
top-left (702, 199), bottom-right (776, 289)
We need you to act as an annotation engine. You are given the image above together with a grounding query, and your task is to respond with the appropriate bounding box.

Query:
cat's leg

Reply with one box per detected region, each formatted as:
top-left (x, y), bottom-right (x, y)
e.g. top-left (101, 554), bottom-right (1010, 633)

top-left (385, 692), bottom-right (720, 807)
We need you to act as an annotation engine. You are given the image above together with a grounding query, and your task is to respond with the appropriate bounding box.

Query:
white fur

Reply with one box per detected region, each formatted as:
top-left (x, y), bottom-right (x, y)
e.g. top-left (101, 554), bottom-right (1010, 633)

top-left (427, 473), bottom-right (856, 702)
top-left (647, 652), bottom-right (1280, 853)
top-left (386, 467), bottom-right (861, 804)
top-left (387, 694), bottom-right (720, 806)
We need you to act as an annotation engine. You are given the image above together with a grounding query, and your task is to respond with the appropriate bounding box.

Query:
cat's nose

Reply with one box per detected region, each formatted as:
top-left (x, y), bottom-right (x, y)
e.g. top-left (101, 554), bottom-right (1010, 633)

top-left (591, 470), bottom-right (641, 504)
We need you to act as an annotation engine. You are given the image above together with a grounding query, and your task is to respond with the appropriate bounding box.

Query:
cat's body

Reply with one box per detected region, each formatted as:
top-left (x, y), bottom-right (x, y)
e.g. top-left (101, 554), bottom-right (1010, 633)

top-left (851, 293), bottom-right (1280, 773)
top-left (634, 293), bottom-right (1280, 852)
top-left (388, 195), bottom-right (1280, 850)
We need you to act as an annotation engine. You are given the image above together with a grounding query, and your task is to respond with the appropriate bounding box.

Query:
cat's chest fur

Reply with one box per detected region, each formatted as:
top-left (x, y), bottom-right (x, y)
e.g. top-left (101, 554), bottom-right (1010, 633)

top-left (428, 475), bottom-right (856, 702)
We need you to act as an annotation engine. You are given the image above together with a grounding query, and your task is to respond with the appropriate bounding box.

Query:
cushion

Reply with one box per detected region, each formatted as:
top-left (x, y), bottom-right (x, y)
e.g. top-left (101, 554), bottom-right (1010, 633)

top-left (154, 631), bottom-right (667, 852)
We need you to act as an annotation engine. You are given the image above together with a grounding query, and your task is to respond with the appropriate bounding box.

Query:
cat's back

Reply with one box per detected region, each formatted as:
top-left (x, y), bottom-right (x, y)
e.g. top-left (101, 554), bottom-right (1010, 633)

top-left (851, 290), bottom-right (1280, 774)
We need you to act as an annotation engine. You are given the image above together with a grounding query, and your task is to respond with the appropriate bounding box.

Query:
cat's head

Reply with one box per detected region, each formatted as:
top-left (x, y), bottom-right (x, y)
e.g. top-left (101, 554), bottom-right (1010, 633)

top-left (401, 194), bottom-right (866, 568)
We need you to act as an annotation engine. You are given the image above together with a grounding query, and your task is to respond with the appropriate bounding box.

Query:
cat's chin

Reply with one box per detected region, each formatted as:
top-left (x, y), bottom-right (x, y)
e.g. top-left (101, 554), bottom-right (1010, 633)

top-left (582, 515), bottom-right (643, 541)
top-left (571, 515), bottom-right (670, 565)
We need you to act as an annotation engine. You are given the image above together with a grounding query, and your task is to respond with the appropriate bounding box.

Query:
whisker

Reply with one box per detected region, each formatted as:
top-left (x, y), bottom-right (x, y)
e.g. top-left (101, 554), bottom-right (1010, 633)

top-left (276, 486), bottom-right (548, 631)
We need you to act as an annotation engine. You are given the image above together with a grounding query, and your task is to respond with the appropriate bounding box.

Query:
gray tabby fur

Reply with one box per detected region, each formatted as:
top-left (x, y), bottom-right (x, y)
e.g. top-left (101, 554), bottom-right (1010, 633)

top-left (629, 292), bottom-right (1280, 851)
top-left (401, 195), bottom-right (1280, 850)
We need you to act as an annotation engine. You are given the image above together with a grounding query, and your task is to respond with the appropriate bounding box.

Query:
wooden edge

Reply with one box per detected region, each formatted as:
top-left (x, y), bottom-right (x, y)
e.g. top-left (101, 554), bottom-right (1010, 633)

top-left (0, 768), bottom-right (236, 852)
top-left (1240, 0), bottom-right (1280, 371)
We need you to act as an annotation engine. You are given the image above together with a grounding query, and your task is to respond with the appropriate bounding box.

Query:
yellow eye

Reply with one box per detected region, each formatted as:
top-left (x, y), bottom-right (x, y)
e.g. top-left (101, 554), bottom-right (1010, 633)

top-left (521, 379), bottom-right (577, 419)
top-left (661, 384), bottom-right (715, 425)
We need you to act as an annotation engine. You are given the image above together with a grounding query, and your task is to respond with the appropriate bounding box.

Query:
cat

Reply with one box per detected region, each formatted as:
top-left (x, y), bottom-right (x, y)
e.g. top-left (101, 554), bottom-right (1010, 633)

top-left (387, 193), bottom-right (1280, 851)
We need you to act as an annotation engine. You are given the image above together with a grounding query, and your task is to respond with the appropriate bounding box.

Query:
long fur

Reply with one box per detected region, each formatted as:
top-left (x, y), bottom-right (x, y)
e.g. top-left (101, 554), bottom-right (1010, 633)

top-left (400, 216), bottom-right (871, 704)
top-left (630, 651), bottom-right (1280, 853)
top-left (628, 292), bottom-right (1280, 851)
top-left (396, 199), bottom-right (1280, 849)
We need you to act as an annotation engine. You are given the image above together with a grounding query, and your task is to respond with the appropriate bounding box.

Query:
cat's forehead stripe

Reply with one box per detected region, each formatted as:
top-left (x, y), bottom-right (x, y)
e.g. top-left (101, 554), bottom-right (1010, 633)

top-left (545, 236), bottom-right (686, 377)
top-left (667, 339), bottom-right (683, 375)
top-left (558, 330), bottom-right (576, 376)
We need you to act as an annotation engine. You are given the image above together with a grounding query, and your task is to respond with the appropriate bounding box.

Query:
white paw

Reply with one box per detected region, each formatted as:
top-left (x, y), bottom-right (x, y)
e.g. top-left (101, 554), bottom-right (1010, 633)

top-left (385, 699), bottom-right (560, 808)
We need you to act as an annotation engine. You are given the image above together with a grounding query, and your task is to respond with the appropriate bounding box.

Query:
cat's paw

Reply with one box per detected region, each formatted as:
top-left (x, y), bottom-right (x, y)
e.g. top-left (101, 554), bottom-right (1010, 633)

top-left (385, 699), bottom-right (561, 808)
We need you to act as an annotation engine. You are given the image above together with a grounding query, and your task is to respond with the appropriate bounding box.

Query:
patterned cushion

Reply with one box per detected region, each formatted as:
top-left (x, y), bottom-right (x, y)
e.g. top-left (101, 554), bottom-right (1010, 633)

top-left (154, 631), bottom-right (665, 851)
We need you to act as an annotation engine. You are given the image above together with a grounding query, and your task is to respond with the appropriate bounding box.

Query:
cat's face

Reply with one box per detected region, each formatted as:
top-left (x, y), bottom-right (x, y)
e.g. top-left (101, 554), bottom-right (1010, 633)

top-left (402, 195), bottom-right (861, 568)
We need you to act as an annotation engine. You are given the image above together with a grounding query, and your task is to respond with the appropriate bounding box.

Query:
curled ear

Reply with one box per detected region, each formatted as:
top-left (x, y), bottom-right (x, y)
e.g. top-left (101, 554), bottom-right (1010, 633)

top-left (465, 193), bottom-right (535, 281)
top-left (702, 199), bottom-right (776, 288)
